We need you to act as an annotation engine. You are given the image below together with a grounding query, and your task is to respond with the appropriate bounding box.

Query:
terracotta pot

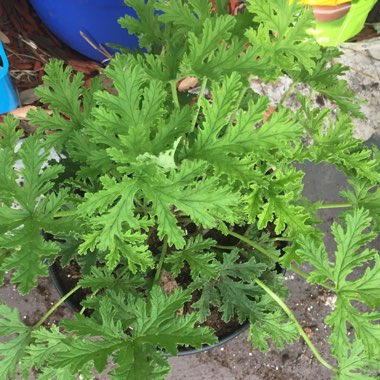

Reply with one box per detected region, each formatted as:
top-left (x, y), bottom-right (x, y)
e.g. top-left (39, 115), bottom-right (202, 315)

top-left (313, 2), bottom-right (352, 22)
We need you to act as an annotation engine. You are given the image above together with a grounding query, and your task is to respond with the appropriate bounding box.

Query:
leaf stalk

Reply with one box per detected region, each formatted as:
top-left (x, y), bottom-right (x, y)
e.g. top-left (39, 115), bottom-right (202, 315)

top-left (317, 203), bottom-right (352, 210)
top-left (279, 82), bottom-right (297, 106)
top-left (254, 278), bottom-right (337, 373)
top-left (228, 230), bottom-right (336, 290)
top-left (190, 78), bottom-right (208, 132)
top-left (171, 81), bottom-right (180, 109)
top-left (54, 210), bottom-right (77, 218)
top-left (154, 237), bottom-right (169, 285)
top-left (34, 284), bottom-right (82, 328)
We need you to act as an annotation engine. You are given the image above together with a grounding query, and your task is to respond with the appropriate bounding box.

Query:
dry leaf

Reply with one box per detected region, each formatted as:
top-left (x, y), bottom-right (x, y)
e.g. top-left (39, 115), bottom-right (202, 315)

top-left (263, 106), bottom-right (276, 121)
top-left (19, 89), bottom-right (39, 105)
top-left (177, 76), bottom-right (198, 92)
top-left (67, 59), bottom-right (102, 75)
top-left (9, 106), bottom-right (52, 119)
top-left (159, 271), bottom-right (179, 294)
top-left (0, 31), bottom-right (10, 44)
top-left (9, 106), bottom-right (37, 119)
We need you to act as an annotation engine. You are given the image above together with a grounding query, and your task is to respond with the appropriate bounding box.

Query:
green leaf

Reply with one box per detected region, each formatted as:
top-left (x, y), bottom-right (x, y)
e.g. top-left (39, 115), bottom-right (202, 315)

top-left (296, 238), bottom-right (335, 284)
top-left (325, 297), bottom-right (351, 358)
top-left (246, 0), bottom-right (320, 73)
top-left (0, 129), bottom-right (67, 293)
top-left (308, 114), bottom-right (380, 183)
top-left (347, 308), bottom-right (380, 359)
top-left (192, 249), bottom-right (273, 324)
top-left (165, 236), bottom-right (219, 280)
top-left (190, 77), bottom-right (302, 183)
top-left (120, 0), bottom-right (163, 49)
top-left (293, 48), bottom-right (363, 118)
top-left (191, 73), bottom-right (243, 155)
top-left (131, 286), bottom-right (217, 355)
top-left (217, 251), bottom-right (268, 323)
top-left (111, 343), bottom-right (170, 380)
top-left (299, 209), bottom-right (380, 367)
top-left (29, 61), bottom-right (101, 149)
top-left (332, 209), bottom-right (376, 285)
top-left (218, 277), bottom-right (259, 323)
top-left (63, 297), bottom-right (128, 339)
top-left (23, 326), bottom-right (81, 379)
top-left (192, 283), bottom-right (221, 322)
top-left (18, 137), bottom-right (64, 209)
top-left (51, 339), bottom-right (120, 374)
top-left (151, 106), bottom-right (194, 153)
top-left (339, 256), bottom-right (380, 308)
top-left (78, 176), bottom-right (154, 271)
top-left (249, 168), bottom-right (321, 253)
top-left (33, 60), bottom-right (83, 122)
top-left (78, 266), bottom-right (145, 292)
top-left (137, 161), bottom-right (239, 248)
top-left (156, 0), bottom-right (203, 33)
top-left (341, 177), bottom-right (380, 229)
top-left (27, 315), bottom-right (118, 377)
top-left (0, 115), bottom-right (22, 150)
top-left (181, 16), bottom-right (236, 75)
top-left (248, 310), bottom-right (299, 351)
top-left (1, 231), bottom-right (59, 294)
top-left (60, 287), bottom-right (216, 377)
top-left (220, 249), bottom-right (267, 282)
top-left (332, 340), bottom-right (380, 380)
top-left (0, 304), bottom-right (31, 379)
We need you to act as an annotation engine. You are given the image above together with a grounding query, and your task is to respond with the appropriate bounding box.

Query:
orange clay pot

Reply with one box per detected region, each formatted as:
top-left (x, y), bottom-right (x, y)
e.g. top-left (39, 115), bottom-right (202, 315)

top-left (313, 2), bottom-right (352, 22)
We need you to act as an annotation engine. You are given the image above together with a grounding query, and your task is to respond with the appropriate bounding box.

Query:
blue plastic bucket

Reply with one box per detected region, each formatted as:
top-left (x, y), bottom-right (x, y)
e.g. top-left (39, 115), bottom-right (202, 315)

top-left (0, 42), bottom-right (19, 114)
top-left (29, 0), bottom-right (140, 62)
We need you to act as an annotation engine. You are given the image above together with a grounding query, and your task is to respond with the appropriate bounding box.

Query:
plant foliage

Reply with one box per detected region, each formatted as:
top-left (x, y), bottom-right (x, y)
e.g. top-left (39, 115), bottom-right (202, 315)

top-left (0, 0), bottom-right (379, 378)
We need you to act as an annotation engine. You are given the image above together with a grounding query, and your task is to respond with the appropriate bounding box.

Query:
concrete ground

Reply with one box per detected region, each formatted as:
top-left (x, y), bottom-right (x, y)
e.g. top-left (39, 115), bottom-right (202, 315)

top-left (1, 43), bottom-right (380, 380)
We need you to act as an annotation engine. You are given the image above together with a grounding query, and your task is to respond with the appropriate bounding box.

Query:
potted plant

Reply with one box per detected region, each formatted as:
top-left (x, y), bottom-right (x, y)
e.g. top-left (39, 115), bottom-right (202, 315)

top-left (1, 0), bottom-right (379, 379)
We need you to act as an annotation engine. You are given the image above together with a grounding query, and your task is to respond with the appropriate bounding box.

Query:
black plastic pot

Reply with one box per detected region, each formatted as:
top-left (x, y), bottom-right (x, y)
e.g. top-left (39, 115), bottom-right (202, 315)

top-left (177, 322), bottom-right (248, 356)
top-left (48, 263), bottom-right (249, 356)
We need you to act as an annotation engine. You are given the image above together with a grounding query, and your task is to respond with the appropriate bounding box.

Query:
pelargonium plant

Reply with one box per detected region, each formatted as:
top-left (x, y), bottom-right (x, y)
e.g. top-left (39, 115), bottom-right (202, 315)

top-left (0, 0), bottom-right (379, 379)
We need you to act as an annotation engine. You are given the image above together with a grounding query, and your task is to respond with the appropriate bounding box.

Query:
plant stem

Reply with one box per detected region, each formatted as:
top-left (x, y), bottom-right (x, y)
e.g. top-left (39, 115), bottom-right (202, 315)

top-left (317, 203), bottom-right (352, 210)
top-left (235, 87), bottom-right (248, 111)
top-left (228, 230), bottom-right (279, 261)
top-left (190, 78), bottom-right (208, 132)
top-left (216, 245), bottom-right (237, 250)
top-left (34, 284), bottom-right (82, 328)
top-left (273, 237), bottom-right (291, 242)
top-left (171, 81), bottom-right (180, 109)
top-left (227, 230), bottom-right (324, 285)
top-left (54, 210), bottom-right (77, 218)
top-left (279, 82), bottom-right (297, 106)
top-left (80, 289), bottom-right (100, 315)
top-left (254, 278), bottom-right (337, 373)
top-left (153, 237), bottom-right (168, 285)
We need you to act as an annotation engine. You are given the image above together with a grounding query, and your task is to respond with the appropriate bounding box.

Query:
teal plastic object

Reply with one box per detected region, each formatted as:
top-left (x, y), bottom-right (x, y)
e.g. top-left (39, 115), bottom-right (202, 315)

top-left (0, 42), bottom-right (19, 114)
